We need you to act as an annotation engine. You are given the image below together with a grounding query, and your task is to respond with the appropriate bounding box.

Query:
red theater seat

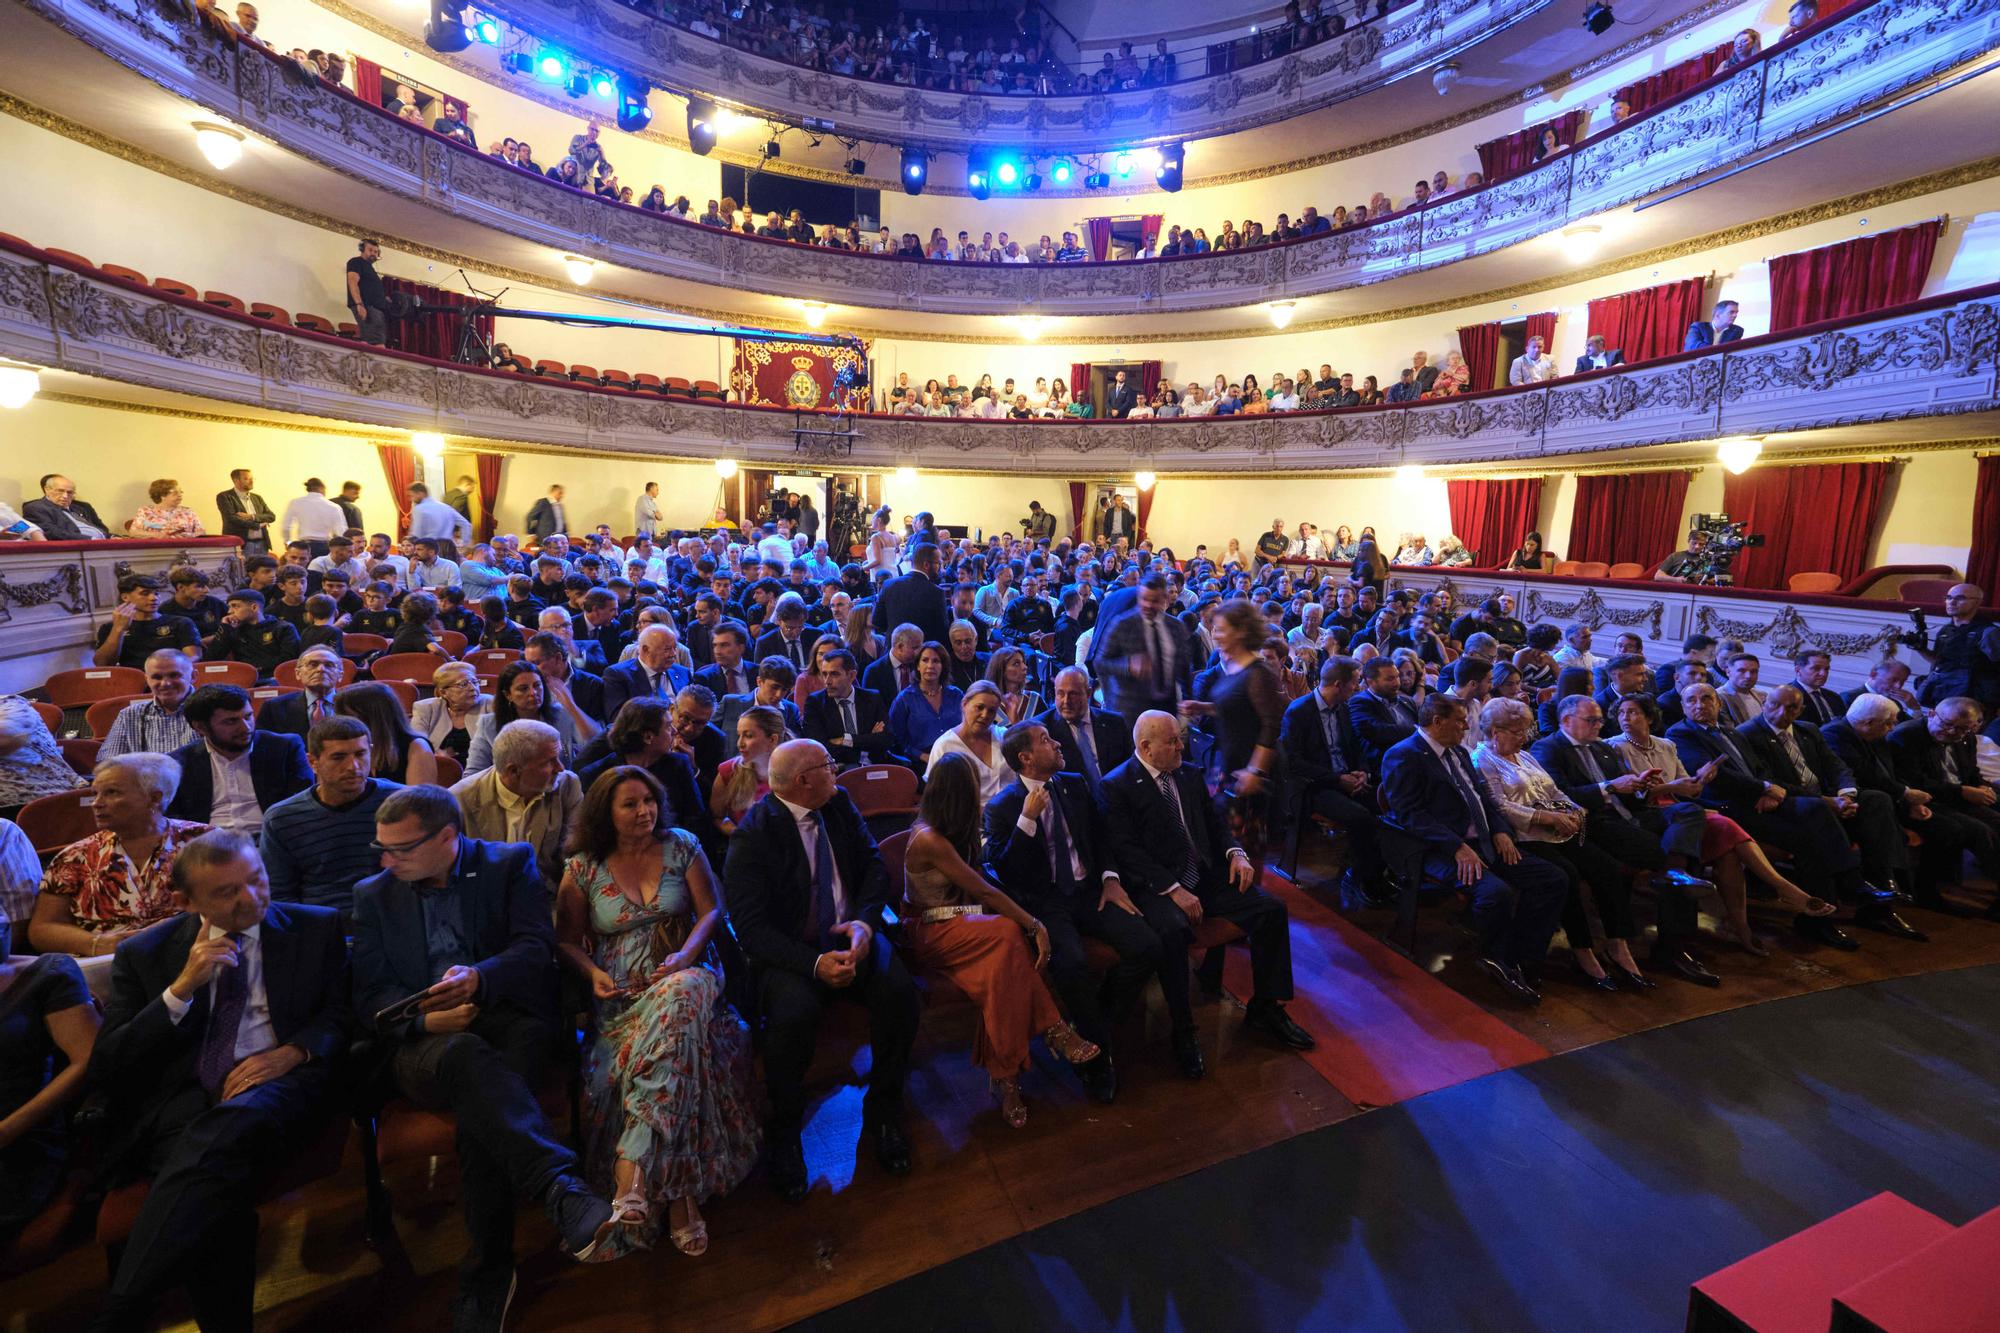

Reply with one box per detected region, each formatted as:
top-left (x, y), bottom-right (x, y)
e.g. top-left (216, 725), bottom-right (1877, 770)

top-left (567, 365), bottom-right (600, 384)
top-left (83, 695), bottom-right (146, 740)
top-left (534, 359), bottom-right (569, 378)
top-left (293, 312), bottom-right (336, 334)
top-left (203, 291), bottom-right (248, 314)
top-left (43, 248), bottom-right (95, 271)
top-left (601, 368), bottom-right (634, 390)
top-left (44, 667), bottom-right (146, 710)
top-left (249, 302), bottom-right (292, 325)
top-left (632, 373), bottom-right (664, 393)
top-left (151, 278), bottom-right (198, 299)
top-left (692, 380), bottom-right (725, 400)
top-left (17, 789), bottom-right (98, 856)
top-left (99, 264), bottom-right (148, 286)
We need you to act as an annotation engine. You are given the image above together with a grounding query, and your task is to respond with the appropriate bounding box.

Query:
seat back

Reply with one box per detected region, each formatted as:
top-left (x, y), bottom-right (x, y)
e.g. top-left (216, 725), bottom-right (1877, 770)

top-left (31, 700), bottom-right (62, 734)
top-left (1550, 560), bottom-right (1583, 577)
top-left (1573, 561), bottom-right (1611, 579)
top-left (44, 667), bottom-right (146, 709)
top-left (692, 380), bottom-right (724, 400)
top-left (1606, 562), bottom-right (1644, 580)
top-left (99, 264), bottom-right (148, 286)
top-left (433, 752), bottom-right (463, 786)
top-left (372, 679), bottom-right (420, 714)
top-left (567, 365), bottom-right (600, 384)
top-left (438, 631), bottom-right (469, 658)
top-left (83, 695), bottom-right (146, 740)
top-left (1898, 578), bottom-right (1956, 604)
top-left (17, 789), bottom-right (98, 856)
top-left (835, 764), bottom-right (919, 817)
top-left (60, 738), bottom-right (101, 777)
top-left (151, 278), bottom-right (198, 299)
top-left (192, 660), bottom-right (259, 688)
top-left (293, 312), bottom-right (336, 334)
top-left (43, 248), bottom-right (94, 271)
top-left (878, 829), bottom-right (912, 910)
top-left (368, 652), bottom-right (447, 686)
top-left (247, 686), bottom-right (300, 715)
top-left (534, 360), bottom-right (569, 378)
top-left (273, 657), bottom-right (355, 689)
top-left (601, 369), bottom-right (634, 389)
top-left (1785, 571), bottom-right (1842, 594)
top-left (203, 292), bottom-right (248, 314)
top-left (341, 633), bottom-right (390, 658)
top-left (249, 303), bottom-right (292, 325)
top-left (461, 648), bottom-right (522, 672)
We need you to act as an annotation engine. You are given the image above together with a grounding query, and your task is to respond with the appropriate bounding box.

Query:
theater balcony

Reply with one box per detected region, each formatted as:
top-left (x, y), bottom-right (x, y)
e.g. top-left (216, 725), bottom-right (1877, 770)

top-left (4, 0), bottom-right (1996, 324)
top-left (3, 237), bottom-right (1992, 474)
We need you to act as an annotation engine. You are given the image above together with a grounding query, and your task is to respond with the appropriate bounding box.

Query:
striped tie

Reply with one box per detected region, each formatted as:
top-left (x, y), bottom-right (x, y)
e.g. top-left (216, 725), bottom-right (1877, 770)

top-left (1157, 769), bottom-right (1200, 892)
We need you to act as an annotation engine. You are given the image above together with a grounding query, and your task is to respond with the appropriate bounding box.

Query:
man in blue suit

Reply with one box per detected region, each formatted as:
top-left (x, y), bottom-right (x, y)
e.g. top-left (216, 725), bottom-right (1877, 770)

top-left (1380, 695), bottom-right (1568, 1003)
top-left (88, 830), bottom-right (349, 1333)
top-left (165, 685), bottom-right (312, 834)
top-left (1094, 574), bottom-right (1193, 726)
top-left (1348, 657), bottom-right (1420, 777)
top-left (1683, 298), bottom-right (1745, 350)
top-left (869, 542), bottom-right (951, 644)
top-left (525, 632), bottom-right (606, 726)
top-left (351, 786), bottom-right (617, 1321)
top-left (600, 624), bottom-right (690, 722)
top-left (717, 657), bottom-right (806, 735)
top-left (1280, 656), bottom-right (1383, 896)
top-left (802, 648), bottom-right (902, 767)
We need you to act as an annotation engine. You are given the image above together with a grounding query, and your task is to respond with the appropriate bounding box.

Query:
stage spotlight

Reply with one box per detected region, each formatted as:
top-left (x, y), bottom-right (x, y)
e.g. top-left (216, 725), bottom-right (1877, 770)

top-left (1023, 171), bottom-right (1042, 191)
top-left (967, 149), bottom-right (991, 200)
top-left (472, 13), bottom-right (500, 42)
top-left (1582, 1), bottom-right (1614, 33)
top-left (901, 147), bottom-right (927, 195)
top-left (535, 47), bottom-right (567, 82)
top-left (1050, 160), bottom-right (1072, 185)
top-left (764, 138), bottom-right (782, 160)
top-left (425, 0), bottom-right (470, 52)
top-left (995, 159), bottom-right (1018, 187)
top-left (1114, 151), bottom-right (1131, 177)
top-left (1154, 142), bottom-right (1183, 192)
top-left (615, 76), bottom-right (652, 132)
top-left (503, 51), bottom-right (533, 75)
top-left (1084, 170), bottom-right (1109, 190)
top-left (566, 72), bottom-right (590, 99)
top-left (592, 70), bottom-right (616, 98)
top-left (686, 97), bottom-right (717, 154)
top-left (845, 156), bottom-right (868, 175)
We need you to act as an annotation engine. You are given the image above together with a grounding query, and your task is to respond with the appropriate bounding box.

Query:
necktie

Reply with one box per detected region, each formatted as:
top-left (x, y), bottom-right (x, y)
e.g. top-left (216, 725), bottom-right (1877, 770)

top-left (1776, 728), bottom-right (1819, 793)
top-left (1321, 705), bottom-right (1348, 771)
top-left (839, 697), bottom-right (857, 741)
top-left (1444, 748), bottom-right (1493, 854)
top-left (898, 664), bottom-right (913, 692)
top-left (197, 932), bottom-right (248, 1097)
top-left (311, 695), bottom-right (333, 725)
top-left (788, 637), bottom-right (805, 668)
top-left (1573, 742), bottom-right (1635, 822)
top-left (1711, 727), bottom-right (1751, 772)
top-left (648, 669), bottom-right (664, 699)
top-left (1072, 718), bottom-right (1100, 786)
top-left (1941, 743), bottom-right (1962, 784)
top-left (802, 815), bottom-right (839, 949)
top-left (1146, 617), bottom-right (1167, 698)
top-left (1044, 784), bottom-right (1079, 896)
top-left (1156, 769), bottom-right (1201, 891)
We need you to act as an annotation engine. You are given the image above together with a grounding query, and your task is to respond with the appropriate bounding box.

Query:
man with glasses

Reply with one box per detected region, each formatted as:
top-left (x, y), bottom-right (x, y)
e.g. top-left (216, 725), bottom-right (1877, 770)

top-left (256, 645), bottom-right (346, 740)
top-left (1912, 584), bottom-right (2000, 712)
top-left (22, 473), bottom-right (110, 541)
top-left (1888, 697), bottom-right (2000, 917)
top-left (352, 786), bottom-right (621, 1322)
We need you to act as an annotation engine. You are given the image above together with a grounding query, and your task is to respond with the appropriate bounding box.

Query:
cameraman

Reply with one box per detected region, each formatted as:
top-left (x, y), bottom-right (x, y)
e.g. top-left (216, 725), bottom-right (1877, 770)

top-left (1654, 528), bottom-right (1710, 582)
top-left (345, 238), bottom-right (389, 346)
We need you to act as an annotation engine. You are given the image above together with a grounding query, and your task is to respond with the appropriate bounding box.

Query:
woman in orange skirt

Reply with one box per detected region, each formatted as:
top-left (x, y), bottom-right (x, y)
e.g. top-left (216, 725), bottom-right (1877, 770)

top-left (901, 752), bottom-right (1099, 1128)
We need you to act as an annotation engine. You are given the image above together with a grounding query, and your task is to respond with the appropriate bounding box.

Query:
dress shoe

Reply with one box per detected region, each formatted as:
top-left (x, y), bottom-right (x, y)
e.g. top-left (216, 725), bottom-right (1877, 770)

top-left (545, 1177), bottom-right (615, 1260)
top-left (1649, 948), bottom-right (1719, 988)
top-left (1855, 879), bottom-right (1902, 905)
top-left (1171, 1029), bottom-right (1206, 1080)
top-left (1474, 956), bottom-right (1542, 1005)
top-left (1570, 957), bottom-right (1621, 993)
top-left (452, 1266), bottom-right (517, 1333)
top-left (1607, 961), bottom-right (1660, 991)
top-left (863, 1117), bottom-right (912, 1176)
top-left (1080, 1053), bottom-right (1118, 1104)
top-left (1244, 1000), bottom-right (1317, 1050)
top-left (1795, 913), bottom-right (1859, 950)
top-left (1655, 869), bottom-right (1717, 895)
top-left (1855, 906), bottom-right (1928, 942)
top-left (766, 1137), bottom-right (808, 1203)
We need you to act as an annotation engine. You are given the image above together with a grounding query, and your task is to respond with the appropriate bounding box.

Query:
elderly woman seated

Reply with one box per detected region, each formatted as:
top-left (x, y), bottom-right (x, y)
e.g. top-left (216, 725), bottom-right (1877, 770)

top-left (412, 660), bottom-right (492, 767)
top-left (28, 753), bottom-right (210, 958)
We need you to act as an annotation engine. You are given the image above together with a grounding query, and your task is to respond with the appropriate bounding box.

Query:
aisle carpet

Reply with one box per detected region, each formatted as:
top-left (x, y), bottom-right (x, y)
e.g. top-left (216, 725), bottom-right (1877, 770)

top-left (1221, 871), bottom-right (1551, 1109)
top-left (800, 963), bottom-right (2000, 1332)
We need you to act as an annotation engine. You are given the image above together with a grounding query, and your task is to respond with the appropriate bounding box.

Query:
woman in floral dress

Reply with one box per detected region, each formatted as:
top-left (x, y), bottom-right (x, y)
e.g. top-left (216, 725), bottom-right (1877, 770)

top-left (555, 765), bottom-right (759, 1259)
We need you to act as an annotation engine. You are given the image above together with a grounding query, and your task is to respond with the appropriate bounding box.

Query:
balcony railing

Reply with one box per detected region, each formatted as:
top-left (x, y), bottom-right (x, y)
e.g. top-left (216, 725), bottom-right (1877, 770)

top-left (19, 0), bottom-right (1999, 316)
top-left (3, 239), bottom-right (1992, 474)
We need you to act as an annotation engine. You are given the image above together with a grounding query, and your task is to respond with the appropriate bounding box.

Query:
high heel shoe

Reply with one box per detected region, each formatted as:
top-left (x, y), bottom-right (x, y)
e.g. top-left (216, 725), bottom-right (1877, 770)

top-left (667, 1199), bottom-right (708, 1257)
top-left (1044, 1022), bottom-right (1102, 1066)
top-left (1607, 960), bottom-right (1658, 990)
top-left (993, 1077), bottom-right (1028, 1129)
top-left (1571, 951), bottom-right (1620, 993)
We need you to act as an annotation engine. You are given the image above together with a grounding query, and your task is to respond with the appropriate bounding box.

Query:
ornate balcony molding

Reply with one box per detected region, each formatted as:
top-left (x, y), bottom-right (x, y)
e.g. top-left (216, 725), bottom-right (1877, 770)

top-left (16, 0), bottom-right (1999, 316)
top-left (3, 243), bottom-right (1994, 475)
top-left (474, 0), bottom-right (1548, 156)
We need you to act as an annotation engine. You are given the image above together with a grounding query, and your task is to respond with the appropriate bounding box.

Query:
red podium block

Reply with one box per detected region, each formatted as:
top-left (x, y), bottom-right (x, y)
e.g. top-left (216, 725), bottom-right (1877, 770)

top-left (1687, 1193), bottom-right (1953, 1333)
top-left (1831, 1203), bottom-right (2000, 1333)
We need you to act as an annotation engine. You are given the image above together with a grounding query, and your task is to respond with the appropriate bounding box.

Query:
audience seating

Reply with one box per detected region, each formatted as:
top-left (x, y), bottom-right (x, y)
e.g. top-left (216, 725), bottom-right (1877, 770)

top-left (94, 1112), bottom-right (351, 1252)
top-left (662, 377), bottom-right (693, 398)
top-left (1606, 562), bottom-right (1645, 579)
top-left (693, 381), bottom-right (725, 401)
top-left (601, 368), bottom-right (634, 390)
top-left (30, 700), bottom-right (62, 735)
top-left (192, 661), bottom-right (259, 688)
top-left (42, 248), bottom-right (93, 270)
top-left (460, 648), bottom-right (521, 672)
top-left (1572, 561), bottom-right (1611, 579)
top-left (534, 360), bottom-right (568, 378)
top-left (82, 695), bottom-right (145, 741)
top-left (836, 764), bottom-right (919, 831)
top-left (438, 631), bottom-right (469, 657)
top-left (1897, 578), bottom-right (1957, 603)
top-left (567, 365), bottom-right (599, 385)
top-left (432, 752), bottom-right (463, 785)
top-left (0, 1172), bottom-right (95, 1277)
top-left (59, 738), bottom-right (100, 777)
top-left (374, 679), bottom-right (419, 713)
top-left (249, 302), bottom-right (292, 325)
top-left (203, 292), bottom-right (248, 314)
top-left (247, 686), bottom-right (299, 713)
top-left (632, 372), bottom-right (665, 393)
top-left (1550, 560), bottom-right (1583, 576)
top-left (1787, 571), bottom-right (1843, 593)
top-left (337, 321), bottom-right (358, 337)
top-left (44, 667), bottom-right (146, 710)
top-left (17, 789), bottom-right (98, 856)
top-left (150, 278), bottom-right (197, 299)
top-left (274, 657), bottom-right (356, 689)
top-left (365, 653), bottom-right (445, 686)
top-left (99, 264), bottom-right (148, 286)
top-left (340, 633), bottom-right (389, 658)
top-left (292, 312), bottom-right (337, 334)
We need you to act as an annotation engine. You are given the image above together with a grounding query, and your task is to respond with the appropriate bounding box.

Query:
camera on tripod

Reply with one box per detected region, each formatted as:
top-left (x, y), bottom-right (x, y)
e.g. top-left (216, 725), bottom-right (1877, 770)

top-left (1681, 513), bottom-right (1766, 586)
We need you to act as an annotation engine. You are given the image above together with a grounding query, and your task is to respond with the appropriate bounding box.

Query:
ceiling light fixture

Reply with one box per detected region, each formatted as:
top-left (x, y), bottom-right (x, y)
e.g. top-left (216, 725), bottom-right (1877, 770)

top-left (800, 300), bottom-right (829, 329)
top-left (1394, 464), bottom-right (1424, 486)
top-left (1563, 222), bottom-right (1604, 259)
top-left (895, 466), bottom-right (918, 485)
top-left (1716, 436), bottom-right (1764, 474)
top-left (715, 458), bottom-right (739, 479)
top-left (0, 364), bottom-right (41, 410)
top-left (192, 121), bottom-right (245, 170)
top-left (410, 431), bottom-right (447, 461)
top-left (1265, 300), bottom-right (1297, 330)
top-left (562, 254), bottom-right (596, 284)
top-left (1134, 470), bottom-right (1157, 491)
top-left (1016, 315), bottom-right (1044, 340)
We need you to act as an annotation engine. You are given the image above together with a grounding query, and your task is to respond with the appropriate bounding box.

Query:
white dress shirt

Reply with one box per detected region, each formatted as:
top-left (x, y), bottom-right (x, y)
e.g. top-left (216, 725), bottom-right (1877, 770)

top-left (1014, 775), bottom-right (1112, 884)
top-left (160, 921), bottom-right (277, 1062)
top-left (777, 794), bottom-right (847, 922)
top-left (928, 728), bottom-right (1012, 806)
top-left (208, 743), bottom-right (263, 834)
top-left (408, 496), bottom-right (472, 544)
top-left (281, 493), bottom-right (347, 542)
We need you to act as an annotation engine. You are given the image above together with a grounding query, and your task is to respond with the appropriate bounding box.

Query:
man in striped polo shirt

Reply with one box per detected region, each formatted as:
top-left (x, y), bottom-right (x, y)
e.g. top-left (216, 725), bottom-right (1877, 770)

top-left (259, 715), bottom-right (399, 923)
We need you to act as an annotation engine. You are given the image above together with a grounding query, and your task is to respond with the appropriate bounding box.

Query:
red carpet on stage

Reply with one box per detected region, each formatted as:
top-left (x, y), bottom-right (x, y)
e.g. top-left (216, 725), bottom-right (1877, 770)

top-left (1221, 873), bottom-right (1551, 1109)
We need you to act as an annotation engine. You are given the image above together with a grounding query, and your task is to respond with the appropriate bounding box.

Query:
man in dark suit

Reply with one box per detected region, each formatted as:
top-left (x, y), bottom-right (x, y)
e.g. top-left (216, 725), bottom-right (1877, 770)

top-left (22, 473), bottom-right (112, 540)
top-left (863, 626), bottom-right (925, 702)
top-left (1280, 657), bottom-right (1384, 897)
top-left (252, 644), bottom-right (343, 740)
top-left (1101, 493), bottom-right (1138, 544)
top-left (352, 786), bottom-right (616, 1318)
top-left (1035, 665), bottom-right (1134, 794)
top-left (1085, 578), bottom-right (1142, 674)
top-left (1842, 658), bottom-right (1922, 726)
top-left (524, 632), bottom-right (606, 726)
top-left (1104, 369), bottom-right (1138, 419)
top-left (88, 830), bottom-right (349, 1333)
top-left (600, 624), bottom-right (688, 721)
top-left (524, 485), bottom-right (567, 541)
top-left (1790, 650), bottom-right (1849, 727)
top-left (722, 740), bottom-right (920, 1200)
top-left (754, 593), bottom-right (823, 671)
top-left (803, 648), bottom-right (900, 767)
top-left (165, 685), bottom-right (313, 834)
top-left (870, 542), bottom-right (952, 644)
top-left (986, 723), bottom-right (1160, 1102)
top-left (1096, 574), bottom-right (1193, 726)
top-left (1381, 695), bottom-right (1569, 1003)
top-left (718, 658), bottom-right (807, 735)
top-left (691, 622), bottom-right (754, 701)
top-left (1823, 693), bottom-right (1976, 911)
top-left (1668, 683), bottom-right (1889, 949)
top-left (1348, 657), bottom-right (1420, 776)
top-left (1683, 299), bottom-right (1745, 350)
top-left (1101, 712), bottom-right (1314, 1079)
top-left (1736, 685), bottom-right (1920, 936)
top-left (1531, 695), bottom-right (1720, 983)
top-left (1887, 698), bottom-right (2000, 917)
top-left (1572, 334), bottom-right (1626, 374)
top-left (1592, 653), bottom-right (1655, 735)
top-left (215, 468), bottom-right (277, 556)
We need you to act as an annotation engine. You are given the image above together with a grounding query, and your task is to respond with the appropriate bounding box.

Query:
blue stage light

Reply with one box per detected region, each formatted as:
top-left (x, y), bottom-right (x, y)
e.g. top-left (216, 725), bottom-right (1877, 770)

top-left (535, 48), bottom-right (567, 81)
top-left (1050, 161), bottom-right (1072, 184)
top-left (1114, 151), bottom-right (1131, 176)
top-left (473, 15), bottom-right (500, 42)
top-left (996, 160), bottom-right (1018, 186)
top-left (593, 71), bottom-right (616, 98)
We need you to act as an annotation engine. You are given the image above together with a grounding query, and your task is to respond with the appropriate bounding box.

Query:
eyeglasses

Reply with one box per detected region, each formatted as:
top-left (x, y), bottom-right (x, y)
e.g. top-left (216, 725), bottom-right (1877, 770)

top-left (370, 828), bottom-right (442, 857)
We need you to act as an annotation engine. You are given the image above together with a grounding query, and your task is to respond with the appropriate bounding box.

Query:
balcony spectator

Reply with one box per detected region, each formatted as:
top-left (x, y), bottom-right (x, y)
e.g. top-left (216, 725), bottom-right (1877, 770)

top-left (433, 105), bottom-right (476, 148)
top-left (1531, 126), bottom-right (1570, 162)
top-left (1717, 28), bottom-right (1763, 72)
top-left (569, 122), bottom-right (612, 178)
top-left (1684, 299), bottom-right (1744, 350)
top-left (1427, 351), bottom-right (1472, 397)
top-left (1786, 0), bottom-right (1818, 36)
top-left (1508, 335), bottom-right (1557, 386)
top-left (345, 238), bottom-right (389, 345)
top-left (22, 474), bottom-right (109, 541)
top-left (1574, 335), bottom-right (1626, 374)
top-left (1055, 232), bottom-right (1088, 262)
top-left (1505, 531), bottom-right (1555, 573)
top-left (125, 478), bottom-right (205, 538)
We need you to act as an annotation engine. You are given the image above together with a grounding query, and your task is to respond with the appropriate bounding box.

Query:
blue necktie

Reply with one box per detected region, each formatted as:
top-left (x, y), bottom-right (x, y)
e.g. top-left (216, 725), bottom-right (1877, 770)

top-left (1045, 783), bottom-right (1080, 896)
top-left (803, 815), bottom-right (839, 950)
top-left (1444, 748), bottom-right (1494, 856)
top-left (1072, 718), bottom-right (1100, 786)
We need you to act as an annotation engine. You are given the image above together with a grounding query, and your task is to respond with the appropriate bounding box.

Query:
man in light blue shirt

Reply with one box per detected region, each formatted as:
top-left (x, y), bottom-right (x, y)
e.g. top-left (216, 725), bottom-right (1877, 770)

top-left (406, 482), bottom-right (472, 546)
top-left (407, 537), bottom-right (462, 590)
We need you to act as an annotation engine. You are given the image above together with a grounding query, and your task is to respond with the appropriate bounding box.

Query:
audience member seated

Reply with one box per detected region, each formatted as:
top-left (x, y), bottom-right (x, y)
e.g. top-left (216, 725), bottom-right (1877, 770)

top-left (721, 740), bottom-right (920, 1202)
top-left (23, 474), bottom-right (112, 541)
top-left (337, 681), bottom-right (440, 787)
top-left (1280, 656), bottom-right (1384, 898)
top-left (711, 705), bottom-right (786, 837)
top-left (413, 661), bottom-right (491, 767)
top-left (469, 662), bottom-right (579, 775)
top-left (0, 948), bottom-right (98, 1247)
top-left (803, 647), bottom-right (899, 768)
top-left (100, 648), bottom-right (198, 758)
top-left (1349, 657), bottom-right (1420, 775)
top-left (166, 684), bottom-right (313, 836)
top-left (452, 719), bottom-right (583, 898)
top-left (602, 625), bottom-right (690, 721)
top-left (94, 574), bottom-right (201, 670)
top-left (86, 828), bottom-right (349, 1332)
top-left (717, 657), bottom-right (806, 737)
top-left (889, 641), bottom-right (963, 761)
top-left (0, 694), bottom-right (84, 815)
top-left (29, 754), bottom-right (209, 958)
top-left (523, 633), bottom-right (608, 744)
top-left (1887, 697), bottom-right (2000, 918)
top-left (125, 478), bottom-right (206, 538)
top-left (260, 716), bottom-right (398, 921)
top-left (1823, 693), bottom-right (1979, 915)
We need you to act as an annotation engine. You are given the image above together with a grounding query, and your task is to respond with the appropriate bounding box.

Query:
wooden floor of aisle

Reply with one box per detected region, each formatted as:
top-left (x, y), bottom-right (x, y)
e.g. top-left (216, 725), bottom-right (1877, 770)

top-left (4, 837), bottom-right (1996, 1332)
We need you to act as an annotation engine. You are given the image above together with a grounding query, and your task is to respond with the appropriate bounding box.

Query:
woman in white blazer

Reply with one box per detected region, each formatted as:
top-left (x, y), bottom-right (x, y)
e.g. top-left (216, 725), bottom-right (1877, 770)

top-left (410, 661), bottom-right (491, 768)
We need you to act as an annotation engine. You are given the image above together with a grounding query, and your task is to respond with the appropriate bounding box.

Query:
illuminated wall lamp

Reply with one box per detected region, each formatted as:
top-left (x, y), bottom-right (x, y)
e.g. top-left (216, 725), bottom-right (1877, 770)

top-left (800, 301), bottom-right (829, 329)
top-left (714, 458), bottom-right (739, 479)
top-left (1016, 315), bottom-right (1044, 340)
top-left (411, 431), bottom-right (447, 460)
top-left (1266, 300), bottom-right (1297, 330)
top-left (1134, 470), bottom-right (1157, 491)
top-left (1394, 464), bottom-right (1424, 486)
top-left (1716, 436), bottom-right (1764, 474)
top-left (895, 466), bottom-right (918, 485)
top-left (562, 255), bottom-right (596, 285)
top-left (192, 121), bottom-right (246, 170)
top-left (0, 364), bottom-right (40, 409)
top-left (1562, 223), bottom-right (1604, 259)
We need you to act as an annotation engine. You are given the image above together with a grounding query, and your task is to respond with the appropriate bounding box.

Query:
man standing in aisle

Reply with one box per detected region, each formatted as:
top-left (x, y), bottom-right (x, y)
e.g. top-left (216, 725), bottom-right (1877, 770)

top-left (280, 479), bottom-right (346, 558)
top-left (407, 483), bottom-right (472, 548)
top-left (634, 481), bottom-right (663, 541)
top-left (346, 238), bottom-right (391, 346)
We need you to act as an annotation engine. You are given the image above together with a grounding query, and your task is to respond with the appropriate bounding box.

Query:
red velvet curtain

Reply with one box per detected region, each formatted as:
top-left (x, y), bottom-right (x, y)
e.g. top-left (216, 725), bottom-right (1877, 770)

top-left (1720, 462), bottom-right (1890, 589)
top-left (1614, 41), bottom-right (1733, 117)
top-left (352, 56), bottom-right (383, 108)
top-left (1967, 456), bottom-right (2000, 594)
top-left (1457, 321), bottom-right (1503, 393)
top-left (1567, 470), bottom-right (1694, 568)
top-left (1523, 312), bottom-right (1559, 354)
top-left (376, 444), bottom-right (417, 538)
top-left (384, 278), bottom-right (494, 361)
top-left (1085, 217), bottom-right (1113, 262)
top-left (1136, 483), bottom-right (1155, 545)
top-left (1475, 110), bottom-right (1589, 184)
top-left (1445, 477), bottom-right (1543, 568)
top-left (1069, 363), bottom-right (1090, 401)
top-left (1139, 360), bottom-right (1161, 399)
top-left (1768, 220), bottom-right (1944, 333)
top-left (1067, 480), bottom-right (1087, 545)
top-left (475, 453), bottom-right (503, 543)
top-left (1585, 277), bottom-right (1710, 366)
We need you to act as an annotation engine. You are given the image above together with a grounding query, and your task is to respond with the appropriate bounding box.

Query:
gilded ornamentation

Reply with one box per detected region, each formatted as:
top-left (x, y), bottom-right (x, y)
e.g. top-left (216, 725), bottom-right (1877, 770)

top-left (1525, 587), bottom-right (1665, 638)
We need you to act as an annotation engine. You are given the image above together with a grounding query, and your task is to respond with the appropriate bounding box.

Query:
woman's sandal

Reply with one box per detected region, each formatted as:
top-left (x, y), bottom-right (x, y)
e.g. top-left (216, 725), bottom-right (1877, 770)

top-left (994, 1077), bottom-right (1028, 1129)
top-left (668, 1199), bottom-right (708, 1257)
top-left (1781, 889), bottom-right (1839, 917)
top-left (610, 1190), bottom-right (650, 1229)
top-left (1044, 1023), bottom-right (1102, 1066)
